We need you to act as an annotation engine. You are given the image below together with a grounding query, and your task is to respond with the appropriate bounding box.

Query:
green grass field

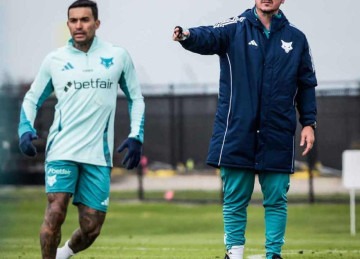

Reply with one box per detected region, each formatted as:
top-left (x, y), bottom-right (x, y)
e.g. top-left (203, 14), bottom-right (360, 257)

top-left (0, 187), bottom-right (360, 258)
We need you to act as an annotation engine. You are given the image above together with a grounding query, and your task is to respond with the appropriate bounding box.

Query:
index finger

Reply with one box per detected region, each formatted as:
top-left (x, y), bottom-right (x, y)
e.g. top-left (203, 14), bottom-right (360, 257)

top-left (302, 141), bottom-right (313, 156)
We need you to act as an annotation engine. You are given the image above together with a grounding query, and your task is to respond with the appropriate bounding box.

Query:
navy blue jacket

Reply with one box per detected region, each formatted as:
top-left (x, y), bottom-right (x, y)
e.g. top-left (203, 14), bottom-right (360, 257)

top-left (180, 8), bottom-right (317, 173)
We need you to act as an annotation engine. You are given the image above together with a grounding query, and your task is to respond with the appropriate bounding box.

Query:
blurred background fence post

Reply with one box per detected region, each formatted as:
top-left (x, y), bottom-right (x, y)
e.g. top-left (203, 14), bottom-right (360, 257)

top-left (168, 84), bottom-right (176, 169)
top-left (137, 160), bottom-right (144, 201)
top-left (342, 150), bottom-right (360, 236)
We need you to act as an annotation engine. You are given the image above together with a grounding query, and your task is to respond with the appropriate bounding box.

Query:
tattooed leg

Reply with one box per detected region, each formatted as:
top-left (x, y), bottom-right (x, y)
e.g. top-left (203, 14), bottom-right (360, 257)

top-left (40, 193), bottom-right (70, 259)
top-left (68, 204), bottom-right (106, 253)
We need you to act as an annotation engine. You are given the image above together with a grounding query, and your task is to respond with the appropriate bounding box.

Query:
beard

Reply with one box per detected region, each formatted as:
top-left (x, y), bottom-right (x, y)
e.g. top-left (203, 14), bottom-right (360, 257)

top-left (258, 7), bottom-right (279, 15)
top-left (257, 0), bottom-right (281, 15)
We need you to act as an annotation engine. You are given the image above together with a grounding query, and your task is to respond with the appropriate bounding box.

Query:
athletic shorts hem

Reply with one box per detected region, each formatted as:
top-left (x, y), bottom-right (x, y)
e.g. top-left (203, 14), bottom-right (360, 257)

top-left (46, 190), bottom-right (74, 195)
top-left (73, 201), bottom-right (108, 213)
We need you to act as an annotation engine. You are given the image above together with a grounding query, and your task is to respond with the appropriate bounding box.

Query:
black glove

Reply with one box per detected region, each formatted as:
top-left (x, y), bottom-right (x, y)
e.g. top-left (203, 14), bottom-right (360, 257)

top-left (19, 131), bottom-right (38, 157)
top-left (117, 138), bottom-right (142, 169)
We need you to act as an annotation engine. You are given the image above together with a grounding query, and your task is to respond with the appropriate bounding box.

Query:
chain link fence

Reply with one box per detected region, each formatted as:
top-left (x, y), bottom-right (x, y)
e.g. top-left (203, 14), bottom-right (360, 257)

top-left (0, 82), bottom-right (359, 185)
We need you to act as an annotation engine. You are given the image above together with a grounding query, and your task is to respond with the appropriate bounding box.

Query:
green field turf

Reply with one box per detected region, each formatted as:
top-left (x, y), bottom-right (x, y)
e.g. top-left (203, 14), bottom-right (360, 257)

top-left (0, 187), bottom-right (359, 258)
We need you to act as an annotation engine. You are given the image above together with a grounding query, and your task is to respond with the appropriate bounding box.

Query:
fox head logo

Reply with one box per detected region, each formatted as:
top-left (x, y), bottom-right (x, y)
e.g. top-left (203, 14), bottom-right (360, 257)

top-left (47, 175), bottom-right (57, 187)
top-left (100, 57), bottom-right (114, 69)
top-left (281, 40), bottom-right (293, 53)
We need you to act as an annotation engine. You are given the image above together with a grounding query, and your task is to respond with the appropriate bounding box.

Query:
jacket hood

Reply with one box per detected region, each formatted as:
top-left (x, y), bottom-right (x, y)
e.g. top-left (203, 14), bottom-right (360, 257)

top-left (241, 7), bottom-right (289, 33)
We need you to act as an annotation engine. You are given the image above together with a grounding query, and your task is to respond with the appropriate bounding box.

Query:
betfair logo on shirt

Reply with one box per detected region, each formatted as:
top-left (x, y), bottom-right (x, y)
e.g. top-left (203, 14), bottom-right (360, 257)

top-left (64, 79), bottom-right (113, 92)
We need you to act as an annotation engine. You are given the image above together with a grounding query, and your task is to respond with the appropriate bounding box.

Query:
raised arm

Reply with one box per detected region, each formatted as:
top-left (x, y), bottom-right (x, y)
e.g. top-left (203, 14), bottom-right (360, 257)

top-left (173, 17), bottom-right (240, 56)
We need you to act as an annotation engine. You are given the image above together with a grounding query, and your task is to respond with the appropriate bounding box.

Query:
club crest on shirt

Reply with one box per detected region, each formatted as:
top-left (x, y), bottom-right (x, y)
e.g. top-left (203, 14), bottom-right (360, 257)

top-left (100, 57), bottom-right (114, 69)
top-left (281, 40), bottom-right (293, 53)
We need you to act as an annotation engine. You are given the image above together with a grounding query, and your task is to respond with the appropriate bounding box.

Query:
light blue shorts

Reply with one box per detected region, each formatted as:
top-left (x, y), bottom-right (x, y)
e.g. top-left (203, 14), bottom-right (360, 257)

top-left (45, 160), bottom-right (111, 212)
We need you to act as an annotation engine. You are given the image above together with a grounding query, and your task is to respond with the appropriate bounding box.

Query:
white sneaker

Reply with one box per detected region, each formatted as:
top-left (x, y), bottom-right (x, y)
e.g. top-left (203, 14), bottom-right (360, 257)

top-left (225, 245), bottom-right (244, 259)
top-left (56, 240), bottom-right (74, 259)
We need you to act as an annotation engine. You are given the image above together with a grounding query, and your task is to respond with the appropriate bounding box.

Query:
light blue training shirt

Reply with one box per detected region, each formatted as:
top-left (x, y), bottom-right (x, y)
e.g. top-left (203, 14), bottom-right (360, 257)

top-left (18, 37), bottom-right (145, 167)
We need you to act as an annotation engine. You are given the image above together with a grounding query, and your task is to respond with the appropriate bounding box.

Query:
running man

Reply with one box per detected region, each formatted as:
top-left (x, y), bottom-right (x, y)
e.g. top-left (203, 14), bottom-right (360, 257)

top-left (18, 1), bottom-right (145, 258)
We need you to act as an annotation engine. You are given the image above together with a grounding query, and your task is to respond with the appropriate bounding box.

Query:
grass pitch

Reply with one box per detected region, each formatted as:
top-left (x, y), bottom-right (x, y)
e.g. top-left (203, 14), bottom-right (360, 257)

top-left (0, 187), bottom-right (359, 258)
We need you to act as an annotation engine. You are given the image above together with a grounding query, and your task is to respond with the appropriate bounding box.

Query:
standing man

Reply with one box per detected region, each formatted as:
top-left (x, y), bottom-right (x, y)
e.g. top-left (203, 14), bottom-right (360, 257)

top-left (18, 1), bottom-right (145, 258)
top-left (173, 1), bottom-right (316, 259)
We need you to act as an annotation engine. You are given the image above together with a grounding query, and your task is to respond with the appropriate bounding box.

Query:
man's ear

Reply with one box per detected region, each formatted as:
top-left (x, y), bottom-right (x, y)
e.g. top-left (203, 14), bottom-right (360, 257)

top-left (95, 20), bottom-right (101, 29)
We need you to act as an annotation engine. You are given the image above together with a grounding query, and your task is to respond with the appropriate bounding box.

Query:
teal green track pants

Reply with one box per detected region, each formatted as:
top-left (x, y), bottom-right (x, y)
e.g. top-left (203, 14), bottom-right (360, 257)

top-left (221, 167), bottom-right (290, 259)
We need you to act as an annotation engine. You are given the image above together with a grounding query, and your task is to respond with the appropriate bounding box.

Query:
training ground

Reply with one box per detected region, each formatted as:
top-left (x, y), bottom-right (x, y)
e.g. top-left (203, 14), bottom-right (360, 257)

top-left (1, 172), bottom-right (360, 258)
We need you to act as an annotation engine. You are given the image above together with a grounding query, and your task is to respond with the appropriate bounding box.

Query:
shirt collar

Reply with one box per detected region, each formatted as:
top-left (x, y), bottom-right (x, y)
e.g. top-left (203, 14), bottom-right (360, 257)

top-left (253, 8), bottom-right (282, 38)
top-left (68, 36), bottom-right (99, 53)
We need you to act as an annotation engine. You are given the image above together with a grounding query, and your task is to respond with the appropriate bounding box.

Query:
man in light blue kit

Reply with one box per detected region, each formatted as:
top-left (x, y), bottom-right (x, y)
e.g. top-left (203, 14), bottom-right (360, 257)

top-left (173, 0), bottom-right (317, 258)
top-left (18, 1), bottom-right (145, 258)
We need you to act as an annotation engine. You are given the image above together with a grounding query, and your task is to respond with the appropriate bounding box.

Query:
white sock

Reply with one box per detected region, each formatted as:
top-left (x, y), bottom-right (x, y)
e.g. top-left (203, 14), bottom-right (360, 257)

top-left (227, 245), bottom-right (244, 259)
top-left (56, 240), bottom-right (75, 259)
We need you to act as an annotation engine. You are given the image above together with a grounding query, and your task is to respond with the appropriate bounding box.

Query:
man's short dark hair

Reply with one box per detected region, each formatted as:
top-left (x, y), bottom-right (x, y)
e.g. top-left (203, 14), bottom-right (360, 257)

top-left (68, 0), bottom-right (98, 20)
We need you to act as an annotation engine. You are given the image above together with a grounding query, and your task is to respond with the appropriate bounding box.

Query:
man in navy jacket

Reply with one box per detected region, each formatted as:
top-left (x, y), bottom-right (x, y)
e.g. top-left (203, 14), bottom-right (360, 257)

top-left (173, 1), bottom-right (317, 259)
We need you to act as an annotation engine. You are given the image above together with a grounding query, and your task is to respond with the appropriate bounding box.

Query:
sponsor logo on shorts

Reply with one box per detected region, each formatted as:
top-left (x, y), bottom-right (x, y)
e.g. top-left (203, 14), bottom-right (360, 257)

top-left (47, 168), bottom-right (71, 175)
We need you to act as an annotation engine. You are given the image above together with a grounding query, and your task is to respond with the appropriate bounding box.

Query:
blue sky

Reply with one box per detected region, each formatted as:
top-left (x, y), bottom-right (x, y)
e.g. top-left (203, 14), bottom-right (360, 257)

top-left (1, 0), bottom-right (359, 88)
